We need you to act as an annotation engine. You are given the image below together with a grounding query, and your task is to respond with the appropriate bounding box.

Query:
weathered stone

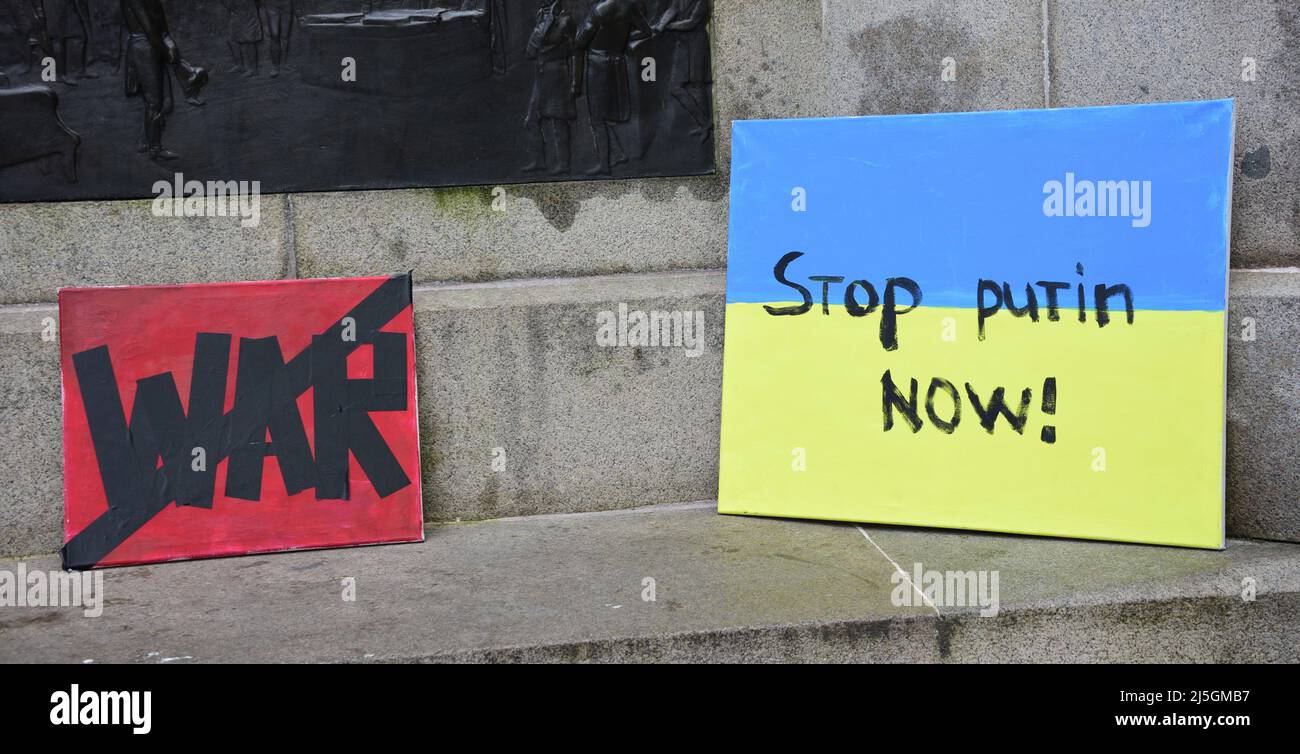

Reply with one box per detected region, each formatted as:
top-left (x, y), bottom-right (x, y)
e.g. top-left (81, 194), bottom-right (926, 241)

top-left (1227, 270), bottom-right (1300, 542)
top-left (413, 270), bottom-right (724, 522)
top-left (0, 197), bottom-right (290, 305)
top-left (2, 504), bottom-right (1297, 663)
top-left (822, 0), bottom-right (1046, 117)
top-left (0, 304), bottom-right (61, 558)
top-left (1050, 0), bottom-right (1300, 267)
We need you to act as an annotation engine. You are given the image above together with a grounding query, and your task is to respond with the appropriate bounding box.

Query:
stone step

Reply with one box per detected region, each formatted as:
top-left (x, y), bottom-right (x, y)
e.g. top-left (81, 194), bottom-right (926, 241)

top-left (2, 268), bottom-right (1300, 559)
top-left (1, 503), bottom-right (1296, 663)
top-left (1226, 270), bottom-right (1300, 542)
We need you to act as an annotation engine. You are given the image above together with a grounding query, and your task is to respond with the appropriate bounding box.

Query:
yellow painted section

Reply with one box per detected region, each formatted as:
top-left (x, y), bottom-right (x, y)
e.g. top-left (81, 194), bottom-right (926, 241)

top-left (718, 303), bottom-right (1226, 549)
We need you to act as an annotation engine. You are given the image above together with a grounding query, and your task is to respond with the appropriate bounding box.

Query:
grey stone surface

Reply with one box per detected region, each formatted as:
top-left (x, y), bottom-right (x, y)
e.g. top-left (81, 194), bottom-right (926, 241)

top-left (290, 179), bottom-right (730, 285)
top-left (1049, 0), bottom-right (1300, 267)
top-left (2, 503), bottom-right (1297, 663)
top-left (0, 197), bottom-right (291, 305)
top-left (820, 0), bottom-right (1045, 117)
top-left (413, 270), bottom-right (724, 522)
top-left (0, 304), bottom-right (62, 559)
top-left (292, 0), bottom-right (1045, 286)
top-left (1227, 270), bottom-right (1300, 543)
top-left (709, 0), bottom-right (836, 170)
top-left (4, 269), bottom-right (1299, 559)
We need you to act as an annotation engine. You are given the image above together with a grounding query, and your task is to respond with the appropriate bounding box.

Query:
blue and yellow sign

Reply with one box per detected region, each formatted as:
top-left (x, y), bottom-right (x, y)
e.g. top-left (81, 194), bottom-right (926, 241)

top-left (719, 100), bottom-right (1234, 549)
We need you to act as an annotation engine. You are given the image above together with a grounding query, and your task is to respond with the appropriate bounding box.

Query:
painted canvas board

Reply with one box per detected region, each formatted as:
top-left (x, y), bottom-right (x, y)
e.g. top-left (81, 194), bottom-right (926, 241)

top-left (59, 273), bottom-right (423, 568)
top-left (719, 100), bottom-right (1234, 549)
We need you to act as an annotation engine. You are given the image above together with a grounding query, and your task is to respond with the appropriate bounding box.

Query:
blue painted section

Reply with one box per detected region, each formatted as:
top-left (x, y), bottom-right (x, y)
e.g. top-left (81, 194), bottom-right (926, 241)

top-left (726, 100), bottom-right (1234, 311)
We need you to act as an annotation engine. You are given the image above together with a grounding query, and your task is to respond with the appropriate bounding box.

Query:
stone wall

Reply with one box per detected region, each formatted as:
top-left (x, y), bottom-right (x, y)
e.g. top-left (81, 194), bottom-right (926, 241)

top-left (2, 1), bottom-right (1297, 557)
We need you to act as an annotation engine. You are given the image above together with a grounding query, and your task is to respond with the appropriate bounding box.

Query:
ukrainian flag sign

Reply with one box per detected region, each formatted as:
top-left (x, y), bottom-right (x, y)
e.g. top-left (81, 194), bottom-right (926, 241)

top-left (719, 100), bottom-right (1234, 549)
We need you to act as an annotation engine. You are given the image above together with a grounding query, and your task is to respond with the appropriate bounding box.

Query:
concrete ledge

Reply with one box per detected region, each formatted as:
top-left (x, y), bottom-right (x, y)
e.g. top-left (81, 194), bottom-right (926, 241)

top-left (1227, 269), bottom-right (1300, 542)
top-left (1, 504), bottom-right (1296, 663)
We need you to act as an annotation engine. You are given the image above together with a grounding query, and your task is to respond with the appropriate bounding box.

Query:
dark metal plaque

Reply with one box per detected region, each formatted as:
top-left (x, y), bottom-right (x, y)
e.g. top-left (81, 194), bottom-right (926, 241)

top-left (0, 1), bottom-right (715, 202)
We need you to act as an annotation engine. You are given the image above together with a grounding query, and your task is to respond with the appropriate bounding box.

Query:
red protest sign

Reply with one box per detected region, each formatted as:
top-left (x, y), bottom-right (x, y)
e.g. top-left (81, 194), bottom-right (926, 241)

top-left (59, 274), bottom-right (424, 569)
